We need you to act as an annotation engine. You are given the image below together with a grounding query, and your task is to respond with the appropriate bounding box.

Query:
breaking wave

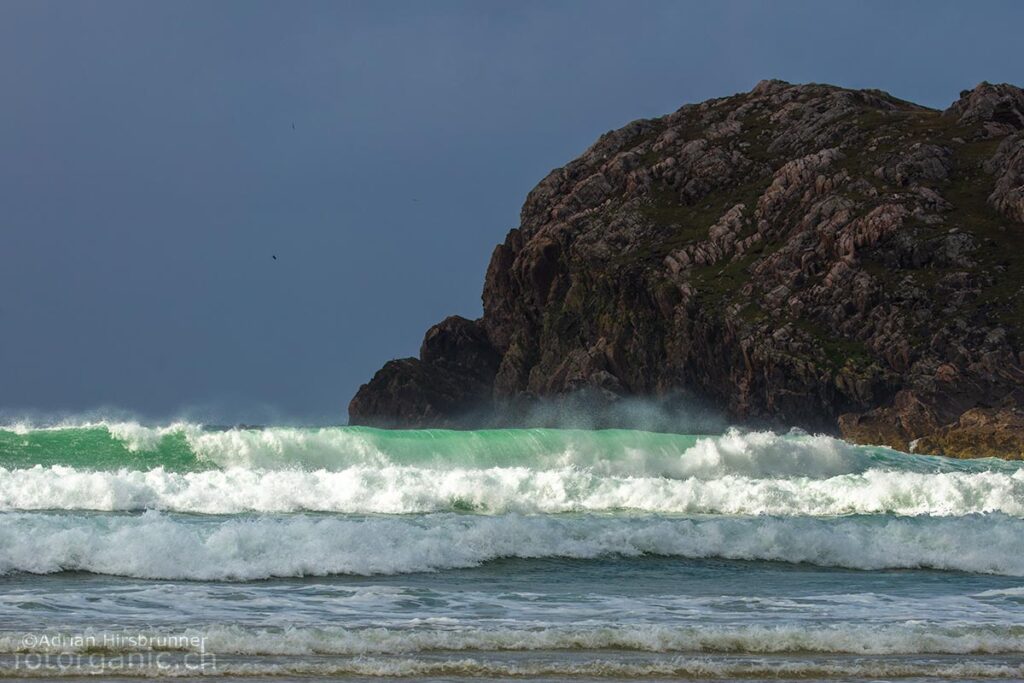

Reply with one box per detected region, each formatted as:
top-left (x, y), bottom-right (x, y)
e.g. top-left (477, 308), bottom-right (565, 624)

top-left (2, 420), bottom-right (1014, 476)
top-left (0, 421), bottom-right (1019, 517)
top-left (0, 464), bottom-right (1021, 516)
top-left (1, 511), bottom-right (1023, 579)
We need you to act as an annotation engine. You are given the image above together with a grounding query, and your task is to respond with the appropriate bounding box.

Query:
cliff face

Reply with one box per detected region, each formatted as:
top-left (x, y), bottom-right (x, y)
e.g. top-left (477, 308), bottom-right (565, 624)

top-left (349, 80), bottom-right (1024, 458)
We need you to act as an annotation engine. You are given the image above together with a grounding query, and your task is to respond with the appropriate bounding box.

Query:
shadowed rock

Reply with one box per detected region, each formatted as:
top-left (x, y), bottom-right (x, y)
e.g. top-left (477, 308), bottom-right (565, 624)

top-left (348, 316), bottom-right (499, 428)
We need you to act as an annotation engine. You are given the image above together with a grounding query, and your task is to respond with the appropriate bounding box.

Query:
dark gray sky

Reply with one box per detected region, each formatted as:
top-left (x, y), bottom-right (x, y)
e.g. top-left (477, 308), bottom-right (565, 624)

top-left (1, 0), bottom-right (1021, 423)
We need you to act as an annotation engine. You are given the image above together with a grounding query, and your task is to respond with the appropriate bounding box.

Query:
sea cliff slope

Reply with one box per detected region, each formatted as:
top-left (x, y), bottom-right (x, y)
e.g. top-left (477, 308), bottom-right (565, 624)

top-left (349, 80), bottom-right (1024, 458)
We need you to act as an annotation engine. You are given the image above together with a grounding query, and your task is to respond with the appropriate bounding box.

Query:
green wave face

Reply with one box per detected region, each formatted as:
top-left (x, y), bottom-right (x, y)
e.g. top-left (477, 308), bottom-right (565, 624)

top-left (345, 427), bottom-right (706, 470)
top-left (0, 425), bottom-right (203, 471)
top-left (0, 424), bottom-right (711, 473)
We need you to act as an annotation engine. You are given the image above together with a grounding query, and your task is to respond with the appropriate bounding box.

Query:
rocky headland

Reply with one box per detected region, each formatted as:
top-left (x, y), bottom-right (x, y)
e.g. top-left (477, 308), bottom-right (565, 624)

top-left (349, 80), bottom-right (1024, 458)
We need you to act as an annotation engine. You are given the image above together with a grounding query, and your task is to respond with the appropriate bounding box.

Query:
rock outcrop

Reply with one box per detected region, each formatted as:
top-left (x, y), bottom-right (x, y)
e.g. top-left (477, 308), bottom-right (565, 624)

top-left (349, 80), bottom-right (1024, 458)
top-left (347, 316), bottom-right (500, 428)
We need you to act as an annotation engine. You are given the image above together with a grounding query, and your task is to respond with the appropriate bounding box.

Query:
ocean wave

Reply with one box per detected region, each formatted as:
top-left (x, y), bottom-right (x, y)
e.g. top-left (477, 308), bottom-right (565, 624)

top-left (2, 622), bottom-right (1022, 655)
top-left (0, 464), bottom-right (1021, 516)
top-left (1, 421), bottom-right (1016, 477)
top-left (1, 511), bottom-right (1022, 579)
top-left (0, 420), bottom-right (202, 450)
top-left (183, 426), bottom-right (881, 478)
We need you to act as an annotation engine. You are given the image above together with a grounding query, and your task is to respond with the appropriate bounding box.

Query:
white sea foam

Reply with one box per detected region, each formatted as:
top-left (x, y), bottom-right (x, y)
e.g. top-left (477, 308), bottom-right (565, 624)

top-left (975, 587), bottom-right (1024, 598)
top-left (0, 464), bottom-right (1021, 516)
top-left (0, 511), bottom-right (1022, 579)
top-left (2, 622), bottom-right (1022, 655)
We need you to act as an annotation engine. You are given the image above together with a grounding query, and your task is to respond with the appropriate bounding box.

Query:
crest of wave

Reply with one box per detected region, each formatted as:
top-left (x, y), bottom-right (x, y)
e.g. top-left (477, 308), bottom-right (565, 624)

top-left (181, 427), bottom-right (881, 478)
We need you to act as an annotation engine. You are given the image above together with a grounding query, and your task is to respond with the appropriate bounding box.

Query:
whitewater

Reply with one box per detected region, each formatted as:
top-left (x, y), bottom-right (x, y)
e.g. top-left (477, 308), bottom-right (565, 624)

top-left (1, 420), bottom-right (1023, 680)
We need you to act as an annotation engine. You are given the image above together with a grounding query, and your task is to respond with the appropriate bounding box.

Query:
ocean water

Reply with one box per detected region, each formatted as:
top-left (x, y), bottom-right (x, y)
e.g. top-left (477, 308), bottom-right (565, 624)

top-left (0, 423), bottom-right (1023, 681)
